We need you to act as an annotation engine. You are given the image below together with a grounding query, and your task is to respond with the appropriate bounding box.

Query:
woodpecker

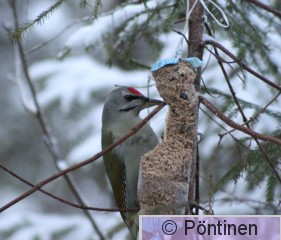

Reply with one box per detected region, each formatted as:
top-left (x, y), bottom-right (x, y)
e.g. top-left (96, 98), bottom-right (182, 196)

top-left (102, 87), bottom-right (160, 239)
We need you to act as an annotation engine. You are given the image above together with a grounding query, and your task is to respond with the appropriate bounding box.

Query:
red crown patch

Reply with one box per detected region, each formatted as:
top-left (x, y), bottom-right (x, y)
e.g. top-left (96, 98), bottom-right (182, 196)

top-left (127, 87), bottom-right (143, 95)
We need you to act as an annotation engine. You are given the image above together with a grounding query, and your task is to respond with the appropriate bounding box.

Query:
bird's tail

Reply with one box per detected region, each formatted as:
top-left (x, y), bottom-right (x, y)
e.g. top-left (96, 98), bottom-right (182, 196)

top-left (122, 212), bottom-right (139, 240)
top-left (128, 218), bottom-right (138, 240)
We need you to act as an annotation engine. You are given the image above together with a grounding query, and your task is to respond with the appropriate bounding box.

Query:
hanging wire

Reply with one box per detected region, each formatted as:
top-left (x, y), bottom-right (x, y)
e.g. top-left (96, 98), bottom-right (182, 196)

top-left (175, 0), bottom-right (229, 56)
top-left (176, 0), bottom-right (199, 57)
top-left (200, 0), bottom-right (229, 28)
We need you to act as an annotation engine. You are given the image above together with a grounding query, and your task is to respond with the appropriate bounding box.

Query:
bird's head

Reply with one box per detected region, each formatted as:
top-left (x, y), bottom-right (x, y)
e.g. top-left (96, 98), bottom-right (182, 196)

top-left (103, 87), bottom-right (162, 120)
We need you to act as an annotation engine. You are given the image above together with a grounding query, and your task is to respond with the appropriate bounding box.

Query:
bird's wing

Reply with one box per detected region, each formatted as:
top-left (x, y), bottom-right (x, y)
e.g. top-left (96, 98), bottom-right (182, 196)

top-left (102, 130), bottom-right (128, 220)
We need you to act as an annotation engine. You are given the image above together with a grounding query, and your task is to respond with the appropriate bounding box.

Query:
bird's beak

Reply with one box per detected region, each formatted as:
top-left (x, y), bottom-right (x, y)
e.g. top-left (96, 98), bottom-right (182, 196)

top-left (142, 97), bottom-right (163, 109)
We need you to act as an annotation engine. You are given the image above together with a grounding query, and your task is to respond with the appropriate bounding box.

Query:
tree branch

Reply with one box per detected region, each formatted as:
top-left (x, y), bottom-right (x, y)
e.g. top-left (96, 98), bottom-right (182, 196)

top-left (0, 164), bottom-right (138, 212)
top-left (9, 2), bottom-right (107, 238)
top-left (219, 92), bottom-right (281, 137)
top-left (0, 102), bottom-right (166, 213)
top-left (204, 39), bottom-right (281, 92)
top-left (204, 25), bottom-right (281, 185)
top-left (199, 96), bottom-right (281, 146)
top-left (200, 107), bottom-right (250, 152)
top-left (187, 0), bottom-right (205, 215)
top-left (246, 0), bottom-right (281, 18)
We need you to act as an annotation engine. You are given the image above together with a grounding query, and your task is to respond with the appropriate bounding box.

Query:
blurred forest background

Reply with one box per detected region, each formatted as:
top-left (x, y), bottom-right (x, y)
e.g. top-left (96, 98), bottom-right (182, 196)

top-left (0, 0), bottom-right (281, 239)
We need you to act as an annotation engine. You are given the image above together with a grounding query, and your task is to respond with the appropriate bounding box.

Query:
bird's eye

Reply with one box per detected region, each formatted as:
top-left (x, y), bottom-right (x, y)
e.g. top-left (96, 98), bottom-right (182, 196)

top-left (124, 95), bottom-right (139, 101)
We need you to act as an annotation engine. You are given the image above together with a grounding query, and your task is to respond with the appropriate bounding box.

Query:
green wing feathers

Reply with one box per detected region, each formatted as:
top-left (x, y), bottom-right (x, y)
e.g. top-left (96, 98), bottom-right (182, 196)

top-left (102, 130), bottom-right (136, 233)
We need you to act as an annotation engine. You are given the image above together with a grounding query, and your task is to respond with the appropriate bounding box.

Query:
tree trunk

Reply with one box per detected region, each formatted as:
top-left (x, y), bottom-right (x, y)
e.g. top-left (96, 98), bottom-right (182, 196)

top-left (138, 0), bottom-right (205, 216)
top-left (187, 0), bottom-right (204, 214)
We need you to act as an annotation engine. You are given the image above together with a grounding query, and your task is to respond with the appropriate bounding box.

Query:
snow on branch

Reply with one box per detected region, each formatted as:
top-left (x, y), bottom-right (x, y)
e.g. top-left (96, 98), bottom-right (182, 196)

top-left (30, 56), bottom-right (149, 112)
top-left (65, 0), bottom-right (170, 51)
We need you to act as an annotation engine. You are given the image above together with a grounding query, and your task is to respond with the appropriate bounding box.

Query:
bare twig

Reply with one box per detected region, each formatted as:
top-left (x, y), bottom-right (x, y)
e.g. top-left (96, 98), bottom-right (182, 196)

top-left (200, 107), bottom-right (251, 152)
top-left (250, 92), bottom-right (281, 120)
top-left (25, 17), bottom-right (91, 55)
top-left (172, 29), bottom-right (189, 46)
top-left (213, 88), bottom-right (280, 185)
top-left (0, 164), bottom-right (138, 212)
top-left (199, 96), bottom-right (281, 146)
top-left (220, 92), bottom-right (281, 137)
top-left (212, 40), bottom-right (281, 185)
top-left (204, 39), bottom-right (281, 92)
top-left (173, 17), bottom-right (186, 24)
top-left (207, 137), bottom-right (223, 214)
top-left (204, 22), bottom-right (245, 83)
top-left (0, 102), bottom-right (166, 213)
top-left (9, 2), bottom-right (105, 238)
top-left (199, 175), bottom-right (275, 208)
top-left (204, 24), bottom-right (281, 185)
top-left (213, 46), bottom-right (247, 122)
top-left (201, 95), bottom-right (281, 196)
top-left (246, 0), bottom-right (281, 18)
top-left (204, 47), bottom-right (242, 64)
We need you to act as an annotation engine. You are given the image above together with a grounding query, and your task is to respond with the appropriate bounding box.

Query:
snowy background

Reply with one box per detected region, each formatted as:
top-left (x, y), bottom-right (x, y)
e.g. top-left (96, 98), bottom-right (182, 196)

top-left (0, 0), bottom-right (280, 239)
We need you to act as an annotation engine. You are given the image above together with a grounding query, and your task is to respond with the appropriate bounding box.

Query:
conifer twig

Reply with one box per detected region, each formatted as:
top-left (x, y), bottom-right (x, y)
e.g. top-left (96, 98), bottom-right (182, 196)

top-left (204, 39), bottom-right (281, 92)
top-left (199, 96), bottom-right (281, 147)
top-left (205, 28), bottom-right (281, 186)
top-left (204, 24), bottom-right (281, 185)
top-left (10, 0), bottom-right (65, 43)
top-left (200, 95), bottom-right (281, 184)
top-left (9, 2), bottom-right (105, 239)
